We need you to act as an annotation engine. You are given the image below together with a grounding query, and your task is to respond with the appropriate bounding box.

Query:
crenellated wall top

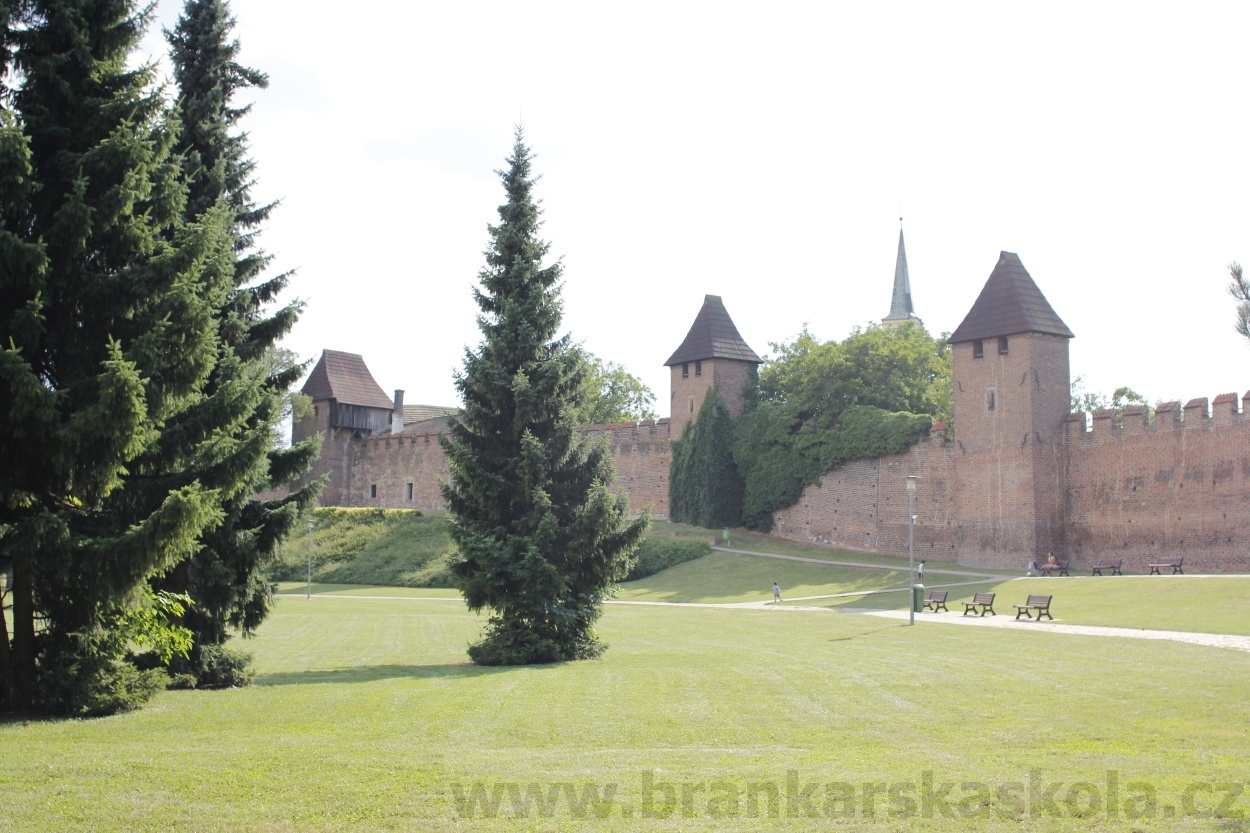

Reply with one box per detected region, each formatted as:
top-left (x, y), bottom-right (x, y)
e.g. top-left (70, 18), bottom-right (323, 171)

top-left (1063, 390), bottom-right (1248, 439)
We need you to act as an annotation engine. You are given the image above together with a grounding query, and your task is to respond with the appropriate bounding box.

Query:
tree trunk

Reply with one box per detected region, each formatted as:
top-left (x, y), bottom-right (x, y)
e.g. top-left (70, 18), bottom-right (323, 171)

top-left (0, 591), bottom-right (15, 709)
top-left (10, 561), bottom-right (35, 711)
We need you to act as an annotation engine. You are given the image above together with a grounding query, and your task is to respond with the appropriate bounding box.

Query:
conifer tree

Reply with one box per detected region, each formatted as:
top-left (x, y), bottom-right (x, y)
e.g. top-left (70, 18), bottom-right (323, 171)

top-left (158, 0), bottom-right (319, 677)
top-left (0, 0), bottom-right (242, 714)
top-left (441, 130), bottom-right (648, 665)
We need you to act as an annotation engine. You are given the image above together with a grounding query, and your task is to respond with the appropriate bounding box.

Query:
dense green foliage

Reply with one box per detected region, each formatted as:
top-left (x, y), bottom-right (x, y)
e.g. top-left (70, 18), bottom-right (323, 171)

top-left (440, 131), bottom-right (649, 665)
top-left (156, 0), bottom-right (320, 686)
top-left (268, 508), bottom-right (457, 588)
top-left (0, 0), bottom-right (309, 714)
top-left (735, 404), bottom-right (932, 530)
top-left (569, 349), bottom-right (657, 425)
top-left (623, 537), bottom-right (711, 581)
top-left (668, 323), bottom-right (947, 533)
top-left (0, 0), bottom-right (238, 714)
top-left (669, 390), bottom-right (745, 529)
top-left (757, 323), bottom-right (951, 427)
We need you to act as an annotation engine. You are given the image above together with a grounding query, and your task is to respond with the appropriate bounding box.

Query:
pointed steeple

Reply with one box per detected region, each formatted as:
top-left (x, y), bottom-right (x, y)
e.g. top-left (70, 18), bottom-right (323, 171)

top-left (882, 221), bottom-right (922, 328)
top-left (948, 251), bottom-right (1074, 343)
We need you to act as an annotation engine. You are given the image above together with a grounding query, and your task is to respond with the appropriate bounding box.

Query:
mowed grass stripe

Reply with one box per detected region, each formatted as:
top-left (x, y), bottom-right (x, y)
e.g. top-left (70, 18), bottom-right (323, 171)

top-left (5, 596), bottom-right (1248, 831)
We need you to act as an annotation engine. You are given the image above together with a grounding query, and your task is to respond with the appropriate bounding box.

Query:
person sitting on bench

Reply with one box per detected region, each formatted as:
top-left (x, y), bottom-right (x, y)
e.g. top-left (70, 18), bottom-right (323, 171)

top-left (1042, 553), bottom-right (1060, 576)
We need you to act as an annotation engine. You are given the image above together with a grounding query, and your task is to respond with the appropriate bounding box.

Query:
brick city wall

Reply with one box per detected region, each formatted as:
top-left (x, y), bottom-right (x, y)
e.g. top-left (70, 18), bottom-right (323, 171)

top-left (337, 419), bottom-right (674, 517)
top-left (1059, 393), bottom-right (1250, 573)
top-left (305, 390), bottom-right (1250, 574)
top-left (770, 426), bottom-right (961, 559)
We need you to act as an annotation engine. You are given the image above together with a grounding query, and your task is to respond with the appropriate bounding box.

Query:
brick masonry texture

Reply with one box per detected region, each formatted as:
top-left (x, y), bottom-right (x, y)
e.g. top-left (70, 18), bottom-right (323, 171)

top-left (293, 299), bottom-right (1250, 571)
top-left (327, 420), bottom-right (675, 517)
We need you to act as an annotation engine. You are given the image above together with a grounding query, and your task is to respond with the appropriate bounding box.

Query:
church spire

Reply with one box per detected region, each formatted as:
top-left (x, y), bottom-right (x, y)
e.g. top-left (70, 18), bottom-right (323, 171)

top-left (883, 220), bottom-right (923, 328)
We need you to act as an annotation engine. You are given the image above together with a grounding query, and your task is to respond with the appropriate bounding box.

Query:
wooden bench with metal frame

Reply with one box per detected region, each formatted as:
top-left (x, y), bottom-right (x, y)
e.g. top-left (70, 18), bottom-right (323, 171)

top-left (1091, 558), bottom-right (1123, 576)
top-left (922, 590), bottom-right (949, 613)
top-left (962, 592), bottom-right (996, 617)
top-left (1148, 557), bottom-right (1184, 575)
top-left (1014, 594), bottom-right (1053, 620)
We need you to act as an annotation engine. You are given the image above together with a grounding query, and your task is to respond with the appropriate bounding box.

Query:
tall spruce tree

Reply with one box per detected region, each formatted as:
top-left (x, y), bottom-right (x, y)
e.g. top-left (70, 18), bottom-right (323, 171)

top-left (157, 0), bottom-right (319, 678)
top-left (0, 0), bottom-right (244, 714)
top-left (440, 130), bottom-right (648, 665)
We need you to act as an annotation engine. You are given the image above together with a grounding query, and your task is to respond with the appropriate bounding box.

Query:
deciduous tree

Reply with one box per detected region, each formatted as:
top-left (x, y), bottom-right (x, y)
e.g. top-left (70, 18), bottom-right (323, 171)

top-left (569, 350), bottom-right (657, 425)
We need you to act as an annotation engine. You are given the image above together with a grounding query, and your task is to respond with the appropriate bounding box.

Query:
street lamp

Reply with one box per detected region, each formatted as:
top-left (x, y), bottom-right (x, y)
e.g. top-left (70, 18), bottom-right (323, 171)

top-left (906, 475), bottom-right (918, 626)
top-left (307, 519), bottom-right (315, 600)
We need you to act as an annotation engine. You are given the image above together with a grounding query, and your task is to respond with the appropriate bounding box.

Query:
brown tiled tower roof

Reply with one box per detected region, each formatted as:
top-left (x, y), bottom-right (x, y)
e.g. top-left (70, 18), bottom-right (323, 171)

top-left (948, 251), bottom-right (1074, 344)
top-left (665, 295), bottom-right (762, 366)
top-left (301, 350), bottom-right (393, 409)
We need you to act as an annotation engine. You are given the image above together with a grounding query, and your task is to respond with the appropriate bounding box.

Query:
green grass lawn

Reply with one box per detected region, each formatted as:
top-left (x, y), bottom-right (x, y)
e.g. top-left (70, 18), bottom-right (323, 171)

top-left (5, 592), bottom-right (1249, 832)
top-left (616, 552), bottom-right (911, 605)
top-left (965, 576), bottom-right (1250, 636)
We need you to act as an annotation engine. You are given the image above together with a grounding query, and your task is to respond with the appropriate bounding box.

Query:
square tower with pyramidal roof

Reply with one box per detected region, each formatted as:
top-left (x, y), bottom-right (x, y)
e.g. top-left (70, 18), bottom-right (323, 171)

top-left (948, 252), bottom-right (1074, 568)
top-left (665, 295), bottom-right (762, 438)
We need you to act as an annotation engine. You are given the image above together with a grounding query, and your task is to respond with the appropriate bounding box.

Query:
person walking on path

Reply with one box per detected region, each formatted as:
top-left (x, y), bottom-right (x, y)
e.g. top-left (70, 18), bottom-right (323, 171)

top-left (772, 582), bottom-right (782, 603)
top-left (917, 561), bottom-right (925, 582)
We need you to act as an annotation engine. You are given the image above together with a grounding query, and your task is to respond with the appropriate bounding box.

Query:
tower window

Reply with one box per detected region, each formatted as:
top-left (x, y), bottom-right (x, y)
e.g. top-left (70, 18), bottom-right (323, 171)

top-left (370, 484), bottom-right (377, 499)
top-left (313, 405), bottom-right (318, 417)
top-left (972, 340), bottom-right (984, 359)
top-left (681, 362), bottom-right (689, 379)
top-left (986, 388), bottom-right (997, 411)
top-left (695, 360), bottom-right (702, 376)
top-left (998, 337), bottom-right (1009, 355)
top-left (405, 483), bottom-right (413, 501)
top-left (689, 396), bottom-right (694, 413)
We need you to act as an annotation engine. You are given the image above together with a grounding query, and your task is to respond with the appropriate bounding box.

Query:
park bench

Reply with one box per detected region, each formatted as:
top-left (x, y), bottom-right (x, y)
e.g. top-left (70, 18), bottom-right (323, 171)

top-left (1148, 557), bottom-right (1184, 575)
top-left (962, 592), bottom-right (996, 616)
top-left (922, 590), bottom-right (948, 613)
top-left (1090, 558), bottom-right (1123, 576)
top-left (1014, 594), bottom-right (1053, 620)
top-left (1042, 559), bottom-right (1070, 577)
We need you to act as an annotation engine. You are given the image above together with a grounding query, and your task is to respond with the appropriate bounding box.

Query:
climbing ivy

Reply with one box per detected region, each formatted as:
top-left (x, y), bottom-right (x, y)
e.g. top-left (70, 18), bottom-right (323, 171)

top-left (669, 390), bottom-right (745, 529)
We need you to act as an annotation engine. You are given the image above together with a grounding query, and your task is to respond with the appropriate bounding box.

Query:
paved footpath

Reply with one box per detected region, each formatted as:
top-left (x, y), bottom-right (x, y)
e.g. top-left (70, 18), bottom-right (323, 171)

top-left (834, 607), bottom-right (1250, 653)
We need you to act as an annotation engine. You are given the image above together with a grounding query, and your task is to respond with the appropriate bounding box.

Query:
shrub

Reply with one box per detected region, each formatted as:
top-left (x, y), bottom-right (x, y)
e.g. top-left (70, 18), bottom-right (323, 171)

top-left (35, 629), bottom-right (167, 717)
top-left (194, 645), bottom-right (255, 689)
top-left (625, 538), bottom-right (712, 581)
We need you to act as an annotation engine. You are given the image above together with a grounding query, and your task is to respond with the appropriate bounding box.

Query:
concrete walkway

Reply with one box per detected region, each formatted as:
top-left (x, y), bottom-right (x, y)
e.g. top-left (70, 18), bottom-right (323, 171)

top-left (851, 608), bottom-right (1250, 654)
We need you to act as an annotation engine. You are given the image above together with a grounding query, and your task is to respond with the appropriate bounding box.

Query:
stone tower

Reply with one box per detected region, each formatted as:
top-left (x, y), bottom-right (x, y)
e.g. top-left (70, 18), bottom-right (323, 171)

top-left (881, 223), bottom-right (923, 329)
top-left (948, 252), bottom-right (1074, 569)
top-left (293, 349), bottom-right (395, 504)
top-left (665, 295), bottom-right (762, 438)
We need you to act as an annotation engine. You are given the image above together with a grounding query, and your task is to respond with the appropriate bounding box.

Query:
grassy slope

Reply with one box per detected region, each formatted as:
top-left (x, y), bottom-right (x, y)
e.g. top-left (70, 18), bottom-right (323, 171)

top-left (270, 508), bottom-right (457, 587)
top-left (4, 596), bottom-right (1247, 832)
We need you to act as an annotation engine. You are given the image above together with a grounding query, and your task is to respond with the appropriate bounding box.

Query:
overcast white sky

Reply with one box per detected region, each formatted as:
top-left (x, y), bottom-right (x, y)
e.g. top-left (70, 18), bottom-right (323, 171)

top-left (138, 2), bottom-right (1250, 415)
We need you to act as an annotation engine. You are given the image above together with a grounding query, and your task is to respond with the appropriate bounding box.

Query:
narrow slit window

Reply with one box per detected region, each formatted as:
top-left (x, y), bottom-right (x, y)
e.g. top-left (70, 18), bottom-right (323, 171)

top-left (695, 360), bottom-right (702, 377)
top-left (972, 340), bottom-right (984, 359)
top-left (689, 396), bottom-right (694, 413)
top-left (986, 388), bottom-right (997, 411)
top-left (369, 484), bottom-right (377, 499)
top-left (405, 483), bottom-right (413, 501)
top-left (998, 336), bottom-right (1009, 355)
top-left (681, 362), bottom-right (689, 379)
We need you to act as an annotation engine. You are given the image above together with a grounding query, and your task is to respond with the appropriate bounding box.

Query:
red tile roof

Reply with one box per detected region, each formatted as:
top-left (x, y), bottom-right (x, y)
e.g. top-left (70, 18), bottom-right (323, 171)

top-left (301, 350), bottom-right (393, 409)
